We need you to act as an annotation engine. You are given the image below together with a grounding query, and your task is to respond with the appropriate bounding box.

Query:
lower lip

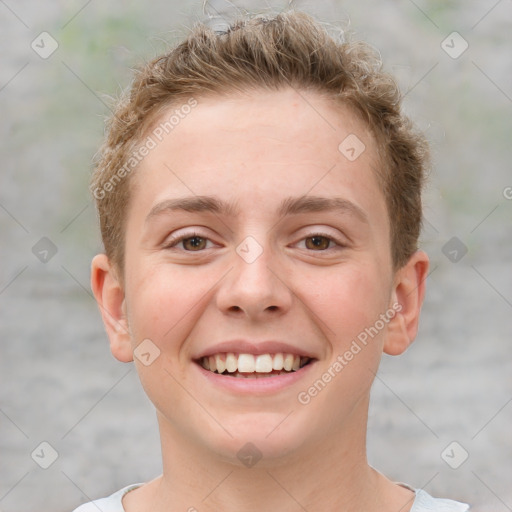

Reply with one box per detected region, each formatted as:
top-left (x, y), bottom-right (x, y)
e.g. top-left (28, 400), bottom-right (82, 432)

top-left (193, 360), bottom-right (316, 394)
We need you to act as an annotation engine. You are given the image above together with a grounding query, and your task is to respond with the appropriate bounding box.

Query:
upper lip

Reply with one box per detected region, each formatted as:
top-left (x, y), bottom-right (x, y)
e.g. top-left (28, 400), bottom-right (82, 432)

top-left (193, 340), bottom-right (317, 360)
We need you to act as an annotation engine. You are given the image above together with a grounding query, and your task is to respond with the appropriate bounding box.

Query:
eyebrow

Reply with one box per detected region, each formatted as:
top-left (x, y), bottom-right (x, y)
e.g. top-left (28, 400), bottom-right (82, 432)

top-left (146, 194), bottom-right (369, 224)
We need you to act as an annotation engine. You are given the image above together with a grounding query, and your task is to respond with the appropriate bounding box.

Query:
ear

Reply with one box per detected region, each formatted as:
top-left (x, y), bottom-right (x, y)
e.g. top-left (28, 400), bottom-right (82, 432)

top-left (90, 254), bottom-right (133, 363)
top-left (383, 250), bottom-right (430, 356)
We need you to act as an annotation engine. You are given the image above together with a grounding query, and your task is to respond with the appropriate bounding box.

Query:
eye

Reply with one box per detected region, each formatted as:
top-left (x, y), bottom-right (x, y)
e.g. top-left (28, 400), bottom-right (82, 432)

top-left (163, 231), bottom-right (344, 253)
top-left (163, 231), bottom-right (214, 251)
top-left (296, 233), bottom-right (344, 251)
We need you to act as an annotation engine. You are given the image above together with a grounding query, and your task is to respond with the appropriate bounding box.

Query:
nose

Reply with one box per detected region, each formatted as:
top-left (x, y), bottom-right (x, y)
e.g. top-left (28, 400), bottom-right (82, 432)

top-left (215, 237), bottom-right (293, 321)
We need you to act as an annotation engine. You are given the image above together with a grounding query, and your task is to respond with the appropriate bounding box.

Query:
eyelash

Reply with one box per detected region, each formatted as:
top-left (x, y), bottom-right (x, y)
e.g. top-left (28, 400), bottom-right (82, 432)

top-left (163, 231), bottom-right (345, 252)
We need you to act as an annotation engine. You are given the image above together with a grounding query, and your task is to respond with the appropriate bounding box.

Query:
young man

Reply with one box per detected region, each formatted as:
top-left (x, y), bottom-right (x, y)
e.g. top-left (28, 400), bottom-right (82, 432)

top-left (76, 10), bottom-right (470, 512)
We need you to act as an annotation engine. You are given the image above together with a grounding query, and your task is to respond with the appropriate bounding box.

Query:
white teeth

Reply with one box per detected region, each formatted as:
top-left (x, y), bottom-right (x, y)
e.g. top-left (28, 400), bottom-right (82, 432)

top-left (199, 352), bottom-right (311, 375)
top-left (238, 353), bottom-right (255, 372)
top-left (255, 354), bottom-right (273, 373)
top-left (283, 354), bottom-right (294, 371)
top-left (225, 352), bottom-right (237, 373)
top-left (215, 354), bottom-right (226, 373)
top-left (272, 353), bottom-right (284, 370)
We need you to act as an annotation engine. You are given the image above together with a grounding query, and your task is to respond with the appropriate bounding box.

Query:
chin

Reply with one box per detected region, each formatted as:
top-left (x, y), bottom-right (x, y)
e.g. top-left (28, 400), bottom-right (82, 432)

top-left (198, 412), bottom-right (315, 468)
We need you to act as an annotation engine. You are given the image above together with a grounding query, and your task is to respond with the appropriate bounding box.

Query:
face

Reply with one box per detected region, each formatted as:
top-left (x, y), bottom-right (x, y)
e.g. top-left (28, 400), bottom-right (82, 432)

top-left (95, 87), bottom-right (424, 466)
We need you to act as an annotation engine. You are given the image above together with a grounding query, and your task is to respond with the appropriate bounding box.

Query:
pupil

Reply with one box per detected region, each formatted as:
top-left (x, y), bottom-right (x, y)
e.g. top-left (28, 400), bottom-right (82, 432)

top-left (186, 236), bottom-right (204, 250)
top-left (308, 236), bottom-right (328, 250)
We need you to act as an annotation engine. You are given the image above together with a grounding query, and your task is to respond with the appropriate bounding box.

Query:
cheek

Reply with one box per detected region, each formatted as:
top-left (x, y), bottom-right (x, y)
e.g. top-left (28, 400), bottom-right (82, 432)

top-left (124, 265), bottom-right (202, 405)
top-left (296, 265), bottom-right (390, 425)
top-left (125, 262), bottom-right (210, 351)
top-left (308, 262), bottom-right (390, 343)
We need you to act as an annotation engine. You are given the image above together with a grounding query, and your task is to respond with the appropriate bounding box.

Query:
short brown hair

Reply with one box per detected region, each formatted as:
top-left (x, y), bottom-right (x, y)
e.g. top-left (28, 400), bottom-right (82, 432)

top-left (91, 9), bottom-right (429, 276)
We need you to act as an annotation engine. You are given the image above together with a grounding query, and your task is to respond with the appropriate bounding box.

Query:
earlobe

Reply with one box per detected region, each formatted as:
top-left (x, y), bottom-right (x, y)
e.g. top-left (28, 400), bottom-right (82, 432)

top-left (90, 254), bottom-right (134, 363)
top-left (383, 250), bottom-right (429, 356)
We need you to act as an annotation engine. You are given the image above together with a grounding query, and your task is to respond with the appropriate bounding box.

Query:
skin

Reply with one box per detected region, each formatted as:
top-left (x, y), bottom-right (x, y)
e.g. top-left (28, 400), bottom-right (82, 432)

top-left (91, 87), bottom-right (429, 512)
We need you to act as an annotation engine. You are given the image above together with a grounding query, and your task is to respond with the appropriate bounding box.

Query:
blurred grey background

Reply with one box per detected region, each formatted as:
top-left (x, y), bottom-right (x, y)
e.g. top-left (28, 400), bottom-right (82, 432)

top-left (0, 1), bottom-right (511, 511)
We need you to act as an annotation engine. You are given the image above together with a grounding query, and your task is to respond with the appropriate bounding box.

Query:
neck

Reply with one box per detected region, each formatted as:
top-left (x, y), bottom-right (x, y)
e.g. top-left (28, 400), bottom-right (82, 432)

top-left (124, 396), bottom-right (415, 512)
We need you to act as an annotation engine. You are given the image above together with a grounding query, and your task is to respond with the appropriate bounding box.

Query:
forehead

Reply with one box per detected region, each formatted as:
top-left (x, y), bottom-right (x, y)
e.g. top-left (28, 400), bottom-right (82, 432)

top-left (152, 88), bottom-right (374, 154)
top-left (130, 87), bottom-right (387, 229)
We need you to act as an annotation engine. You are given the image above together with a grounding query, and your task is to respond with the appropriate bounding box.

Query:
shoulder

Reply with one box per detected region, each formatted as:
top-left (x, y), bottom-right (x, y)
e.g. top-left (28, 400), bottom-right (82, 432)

top-left (411, 488), bottom-right (470, 512)
top-left (70, 484), bottom-right (144, 512)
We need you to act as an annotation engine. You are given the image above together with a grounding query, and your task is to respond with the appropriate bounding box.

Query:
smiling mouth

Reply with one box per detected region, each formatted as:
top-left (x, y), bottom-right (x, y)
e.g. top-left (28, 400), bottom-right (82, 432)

top-left (196, 353), bottom-right (314, 378)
